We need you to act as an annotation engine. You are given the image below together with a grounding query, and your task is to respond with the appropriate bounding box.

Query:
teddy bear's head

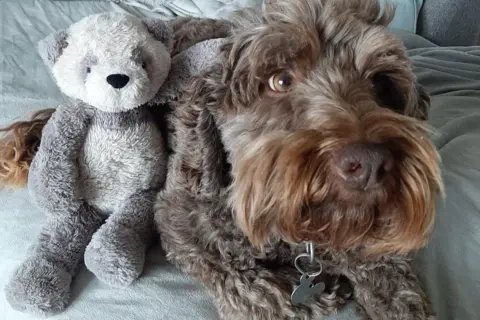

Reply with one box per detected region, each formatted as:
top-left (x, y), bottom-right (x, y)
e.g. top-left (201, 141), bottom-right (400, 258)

top-left (38, 12), bottom-right (172, 112)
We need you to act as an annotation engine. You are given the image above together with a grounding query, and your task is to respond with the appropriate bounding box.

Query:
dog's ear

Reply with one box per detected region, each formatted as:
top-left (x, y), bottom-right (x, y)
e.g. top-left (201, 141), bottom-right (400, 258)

top-left (37, 30), bottom-right (69, 70)
top-left (144, 19), bottom-right (173, 51)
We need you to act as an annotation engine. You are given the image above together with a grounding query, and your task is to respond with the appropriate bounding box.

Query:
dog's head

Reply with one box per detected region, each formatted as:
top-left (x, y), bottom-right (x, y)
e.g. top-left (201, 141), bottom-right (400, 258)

top-left (192, 0), bottom-right (443, 257)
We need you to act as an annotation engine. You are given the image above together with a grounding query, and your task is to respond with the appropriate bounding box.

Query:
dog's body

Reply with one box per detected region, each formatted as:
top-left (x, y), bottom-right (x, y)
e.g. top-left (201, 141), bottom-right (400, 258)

top-left (155, 1), bottom-right (442, 319)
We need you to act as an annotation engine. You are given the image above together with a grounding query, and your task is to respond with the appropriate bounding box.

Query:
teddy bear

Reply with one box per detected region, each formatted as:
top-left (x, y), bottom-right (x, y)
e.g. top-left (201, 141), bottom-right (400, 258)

top-left (3, 12), bottom-right (228, 316)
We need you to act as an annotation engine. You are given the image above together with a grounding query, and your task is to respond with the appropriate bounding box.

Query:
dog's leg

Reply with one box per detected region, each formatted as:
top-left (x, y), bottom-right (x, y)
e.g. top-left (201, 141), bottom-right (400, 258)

top-left (344, 257), bottom-right (435, 320)
top-left (84, 189), bottom-right (156, 287)
top-left (157, 189), bottom-right (348, 320)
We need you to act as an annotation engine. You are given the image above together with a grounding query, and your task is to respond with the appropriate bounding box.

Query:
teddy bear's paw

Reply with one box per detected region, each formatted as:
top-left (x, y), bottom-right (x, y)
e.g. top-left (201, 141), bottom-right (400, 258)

top-left (84, 226), bottom-right (146, 288)
top-left (5, 257), bottom-right (72, 316)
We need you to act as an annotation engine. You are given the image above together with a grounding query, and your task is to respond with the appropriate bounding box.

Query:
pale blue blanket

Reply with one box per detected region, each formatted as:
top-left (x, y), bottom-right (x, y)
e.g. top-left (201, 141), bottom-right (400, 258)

top-left (105, 0), bottom-right (424, 32)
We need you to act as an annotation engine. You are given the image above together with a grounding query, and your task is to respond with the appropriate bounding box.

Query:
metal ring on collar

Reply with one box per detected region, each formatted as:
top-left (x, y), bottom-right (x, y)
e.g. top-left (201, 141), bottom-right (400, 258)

top-left (294, 253), bottom-right (323, 277)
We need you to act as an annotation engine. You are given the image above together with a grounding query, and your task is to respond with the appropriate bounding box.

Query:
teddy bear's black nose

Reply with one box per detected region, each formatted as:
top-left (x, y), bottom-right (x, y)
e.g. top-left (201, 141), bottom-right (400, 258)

top-left (106, 74), bottom-right (130, 89)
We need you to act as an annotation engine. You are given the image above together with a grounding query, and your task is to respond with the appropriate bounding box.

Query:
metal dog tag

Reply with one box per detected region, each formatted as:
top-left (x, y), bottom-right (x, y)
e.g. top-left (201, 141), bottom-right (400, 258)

top-left (291, 274), bottom-right (326, 306)
top-left (291, 242), bottom-right (325, 306)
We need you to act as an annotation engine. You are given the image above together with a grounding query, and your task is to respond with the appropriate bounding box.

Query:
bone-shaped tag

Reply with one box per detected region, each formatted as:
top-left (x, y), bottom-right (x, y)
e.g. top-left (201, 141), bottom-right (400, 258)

top-left (291, 274), bottom-right (326, 306)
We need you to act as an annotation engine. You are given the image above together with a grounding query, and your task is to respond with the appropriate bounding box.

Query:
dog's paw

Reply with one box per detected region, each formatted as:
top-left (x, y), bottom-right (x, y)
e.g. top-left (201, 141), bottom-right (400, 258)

top-left (5, 257), bottom-right (72, 316)
top-left (84, 225), bottom-right (146, 287)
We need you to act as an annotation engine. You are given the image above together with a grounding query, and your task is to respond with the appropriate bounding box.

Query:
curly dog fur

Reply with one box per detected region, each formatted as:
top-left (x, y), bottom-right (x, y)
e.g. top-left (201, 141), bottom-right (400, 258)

top-left (0, 109), bottom-right (54, 187)
top-left (155, 1), bottom-right (442, 319)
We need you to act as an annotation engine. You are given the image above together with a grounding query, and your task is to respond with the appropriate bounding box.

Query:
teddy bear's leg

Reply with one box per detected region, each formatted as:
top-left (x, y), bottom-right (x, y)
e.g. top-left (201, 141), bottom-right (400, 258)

top-left (5, 203), bottom-right (103, 316)
top-left (84, 189), bottom-right (156, 287)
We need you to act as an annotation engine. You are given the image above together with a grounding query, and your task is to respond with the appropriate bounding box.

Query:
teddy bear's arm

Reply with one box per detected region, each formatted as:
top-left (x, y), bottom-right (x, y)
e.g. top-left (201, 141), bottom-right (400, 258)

top-left (28, 103), bottom-right (91, 214)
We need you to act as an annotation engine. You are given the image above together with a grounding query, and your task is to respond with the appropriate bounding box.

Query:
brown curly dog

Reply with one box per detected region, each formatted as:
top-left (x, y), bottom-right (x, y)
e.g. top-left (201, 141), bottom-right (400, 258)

top-left (155, 1), bottom-right (442, 319)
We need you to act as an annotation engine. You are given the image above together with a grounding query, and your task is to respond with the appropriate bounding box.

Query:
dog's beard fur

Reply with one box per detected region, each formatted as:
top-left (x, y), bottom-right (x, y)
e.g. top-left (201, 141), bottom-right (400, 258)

top-left (230, 111), bottom-right (441, 256)
top-left (192, 0), bottom-right (445, 257)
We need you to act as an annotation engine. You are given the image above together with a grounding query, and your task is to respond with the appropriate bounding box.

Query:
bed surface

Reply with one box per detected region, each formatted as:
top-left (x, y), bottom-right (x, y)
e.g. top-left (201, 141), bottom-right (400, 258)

top-left (1, 1), bottom-right (480, 320)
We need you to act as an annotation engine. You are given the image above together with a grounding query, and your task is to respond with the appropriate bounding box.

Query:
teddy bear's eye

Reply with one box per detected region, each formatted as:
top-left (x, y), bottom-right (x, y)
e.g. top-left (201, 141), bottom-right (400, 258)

top-left (86, 67), bottom-right (91, 74)
top-left (141, 62), bottom-right (147, 69)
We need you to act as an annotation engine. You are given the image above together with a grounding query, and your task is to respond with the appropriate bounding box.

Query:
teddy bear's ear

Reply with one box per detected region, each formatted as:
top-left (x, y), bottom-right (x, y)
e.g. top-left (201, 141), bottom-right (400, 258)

top-left (143, 19), bottom-right (173, 51)
top-left (37, 30), bottom-right (69, 70)
top-left (148, 38), bottom-right (225, 105)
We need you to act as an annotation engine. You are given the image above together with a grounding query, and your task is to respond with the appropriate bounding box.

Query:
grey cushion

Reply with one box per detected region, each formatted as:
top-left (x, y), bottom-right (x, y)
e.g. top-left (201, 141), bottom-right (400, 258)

top-left (418, 0), bottom-right (480, 46)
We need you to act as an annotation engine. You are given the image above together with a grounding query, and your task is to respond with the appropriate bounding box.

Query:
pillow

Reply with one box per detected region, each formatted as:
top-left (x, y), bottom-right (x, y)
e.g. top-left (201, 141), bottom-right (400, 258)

top-left (116, 0), bottom-right (424, 33)
top-left (384, 0), bottom-right (424, 32)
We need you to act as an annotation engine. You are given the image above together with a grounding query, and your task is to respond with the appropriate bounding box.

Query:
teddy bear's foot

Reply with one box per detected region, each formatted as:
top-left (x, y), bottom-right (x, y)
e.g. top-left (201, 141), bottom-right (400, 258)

top-left (84, 225), bottom-right (146, 288)
top-left (5, 257), bottom-right (72, 316)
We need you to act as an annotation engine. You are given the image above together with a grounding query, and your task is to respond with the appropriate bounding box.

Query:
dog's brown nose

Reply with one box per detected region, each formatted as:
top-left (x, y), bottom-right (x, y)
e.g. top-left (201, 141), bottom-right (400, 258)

top-left (335, 143), bottom-right (394, 190)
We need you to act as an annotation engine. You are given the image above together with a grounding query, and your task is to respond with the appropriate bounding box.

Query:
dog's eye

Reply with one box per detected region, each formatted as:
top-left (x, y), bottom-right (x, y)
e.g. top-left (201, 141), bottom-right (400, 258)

top-left (142, 62), bottom-right (147, 69)
top-left (86, 67), bottom-right (91, 74)
top-left (268, 71), bottom-right (295, 92)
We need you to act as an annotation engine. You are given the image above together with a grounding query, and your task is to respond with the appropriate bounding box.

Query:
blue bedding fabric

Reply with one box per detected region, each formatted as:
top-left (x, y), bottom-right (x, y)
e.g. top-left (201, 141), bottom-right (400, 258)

top-left (115, 0), bottom-right (424, 32)
top-left (1, 1), bottom-right (480, 320)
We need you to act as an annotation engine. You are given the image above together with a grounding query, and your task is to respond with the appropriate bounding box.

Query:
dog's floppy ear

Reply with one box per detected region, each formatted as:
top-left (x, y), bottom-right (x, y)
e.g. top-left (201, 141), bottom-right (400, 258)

top-left (144, 18), bottom-right (173, 51)
top-left (37, 29), bottom-right (69, 70)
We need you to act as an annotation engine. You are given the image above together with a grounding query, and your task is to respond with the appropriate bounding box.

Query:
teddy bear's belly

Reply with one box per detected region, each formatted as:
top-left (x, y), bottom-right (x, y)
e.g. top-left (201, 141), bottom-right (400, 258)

top-left (78, 122), bottom-right (166, 214)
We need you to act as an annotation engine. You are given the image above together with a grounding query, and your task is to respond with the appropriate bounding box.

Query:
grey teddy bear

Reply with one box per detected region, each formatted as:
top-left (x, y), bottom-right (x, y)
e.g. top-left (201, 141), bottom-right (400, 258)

top-left (4, 12), bottom-right (226, 316)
